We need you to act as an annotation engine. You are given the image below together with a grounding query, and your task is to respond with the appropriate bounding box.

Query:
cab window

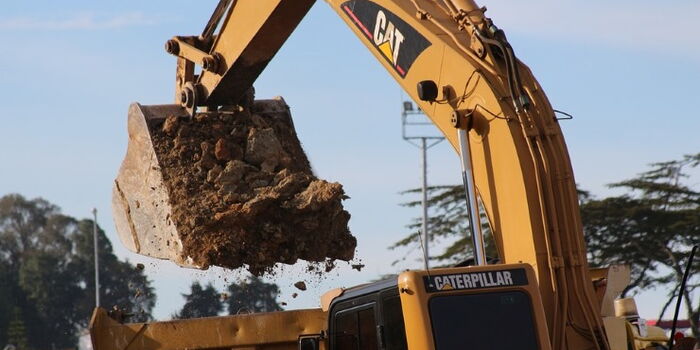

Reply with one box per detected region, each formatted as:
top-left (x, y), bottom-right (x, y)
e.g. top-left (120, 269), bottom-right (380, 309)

top-left (381, 295), bottom-right (408, 350)
top-left (429, 291), bottom-right (538, 350)
top-left (333, 305), bottom-right (379, 350)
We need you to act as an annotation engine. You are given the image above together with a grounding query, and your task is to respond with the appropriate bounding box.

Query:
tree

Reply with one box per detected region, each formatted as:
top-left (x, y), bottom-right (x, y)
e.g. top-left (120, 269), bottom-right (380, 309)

top-left (580, 153), bottom-right (700, 335)
top-left (391, 185), bottom-right (495, 266)
top-left (0, 260), bottom-right (15, 347)
top-left (0, 194), bottom-right (157, 348)
top-left (19, 250), bottom-right (83, 346)
top-left (226, 276), bottom-right (283, 314)
top-left (69, 219), bottom-right (155, 325)
top-left (5, 307), bottom-right (28, 350)
top-left (0, 195), bottom-right (65, 268)
top-left (174, 282), bottom-right (223, 319)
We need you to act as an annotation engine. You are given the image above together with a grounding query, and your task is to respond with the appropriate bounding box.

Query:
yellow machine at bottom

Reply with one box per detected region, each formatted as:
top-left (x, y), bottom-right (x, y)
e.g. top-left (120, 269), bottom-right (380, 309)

top-left (90, 264), bottom-right (667, 350)
top-left (90, 264), bottom-right (549, 350)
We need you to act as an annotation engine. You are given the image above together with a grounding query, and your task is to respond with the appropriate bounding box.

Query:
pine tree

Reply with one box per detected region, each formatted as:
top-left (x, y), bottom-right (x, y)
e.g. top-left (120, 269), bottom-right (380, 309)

top-left (391, 185), bottom-right (496, 266)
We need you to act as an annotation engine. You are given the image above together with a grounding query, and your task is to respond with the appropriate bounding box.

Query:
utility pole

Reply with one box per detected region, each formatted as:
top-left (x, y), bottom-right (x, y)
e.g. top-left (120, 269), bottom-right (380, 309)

top-left (401, 101), bottom-right (444, 270)
top-left (92, 208), bottom-right (100, 308)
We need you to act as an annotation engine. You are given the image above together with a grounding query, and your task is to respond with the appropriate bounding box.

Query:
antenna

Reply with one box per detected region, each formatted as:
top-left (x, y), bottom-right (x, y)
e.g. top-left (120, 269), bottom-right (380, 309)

top-left (668, 245), bottom-right (698, 350)
top-left (416, 229), bottom-right (431, 275)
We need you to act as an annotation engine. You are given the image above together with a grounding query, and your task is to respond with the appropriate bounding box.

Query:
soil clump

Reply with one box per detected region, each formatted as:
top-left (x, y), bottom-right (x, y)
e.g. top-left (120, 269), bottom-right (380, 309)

top-left (148, 102), bottom-right (356, 275)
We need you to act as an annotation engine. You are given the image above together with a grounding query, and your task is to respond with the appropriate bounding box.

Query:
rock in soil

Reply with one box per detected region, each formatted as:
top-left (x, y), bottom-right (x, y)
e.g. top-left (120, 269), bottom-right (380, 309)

top-left (148, 101), bottom-right (356, 275)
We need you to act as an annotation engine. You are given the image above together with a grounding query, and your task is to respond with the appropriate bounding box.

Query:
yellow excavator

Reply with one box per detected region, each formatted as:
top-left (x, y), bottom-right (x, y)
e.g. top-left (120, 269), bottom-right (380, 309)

top-left (92, 0), bottom-right (669, 349)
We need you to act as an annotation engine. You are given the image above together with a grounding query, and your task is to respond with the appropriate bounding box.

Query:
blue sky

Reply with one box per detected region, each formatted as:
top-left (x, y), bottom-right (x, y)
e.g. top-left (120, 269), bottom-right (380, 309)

top-left (1, 1), bottom-right (699, 320)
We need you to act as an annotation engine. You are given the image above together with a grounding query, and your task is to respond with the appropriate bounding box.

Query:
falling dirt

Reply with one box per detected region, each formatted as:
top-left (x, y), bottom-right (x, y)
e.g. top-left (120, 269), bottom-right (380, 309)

top-left (293, 281), bottom-right (307, 291)
top-left (148, 103), bottom-right (356, 275)
top-left (351, 263), bottom-right (365, 271)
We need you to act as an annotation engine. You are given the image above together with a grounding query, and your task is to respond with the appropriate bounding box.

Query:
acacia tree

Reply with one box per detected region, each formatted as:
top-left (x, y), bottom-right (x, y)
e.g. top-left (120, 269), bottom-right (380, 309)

top-left (581, 154), bottom-right (700, 335)
top-left (393, 154), bottom-right (700, 335)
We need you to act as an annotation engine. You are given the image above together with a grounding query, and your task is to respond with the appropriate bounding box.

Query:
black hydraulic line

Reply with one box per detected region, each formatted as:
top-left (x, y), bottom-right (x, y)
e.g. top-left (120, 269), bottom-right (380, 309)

top-left (476, 34), bottom-right (519, 110)
top-left (473, 27), bottom-right (529, 113)
top-left (502, 41), bottom-right (529, 110)
top-left (668, 245), bottom-right (698, 350)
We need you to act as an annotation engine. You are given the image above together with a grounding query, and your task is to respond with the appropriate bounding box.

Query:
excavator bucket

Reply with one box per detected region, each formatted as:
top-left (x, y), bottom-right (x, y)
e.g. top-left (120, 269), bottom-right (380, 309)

top-left (112, 100), bottom-right (356, 272)
top-left (112, 103), bottom-right (195, 267)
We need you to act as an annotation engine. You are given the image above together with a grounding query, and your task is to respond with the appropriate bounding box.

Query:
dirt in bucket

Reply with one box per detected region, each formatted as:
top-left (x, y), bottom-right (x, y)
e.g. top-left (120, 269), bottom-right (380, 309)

top-left (148, 102), bottom-right (356, 275)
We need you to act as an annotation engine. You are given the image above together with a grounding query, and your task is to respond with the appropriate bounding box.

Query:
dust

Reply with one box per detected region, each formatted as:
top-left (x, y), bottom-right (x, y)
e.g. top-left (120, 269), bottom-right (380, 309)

top-left (148, 103), bottom-right (356, 275)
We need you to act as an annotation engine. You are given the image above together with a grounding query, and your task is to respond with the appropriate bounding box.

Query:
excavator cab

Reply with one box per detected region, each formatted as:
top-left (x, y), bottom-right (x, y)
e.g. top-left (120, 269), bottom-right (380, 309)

top-left (315, 263), bottom-right (552, 350)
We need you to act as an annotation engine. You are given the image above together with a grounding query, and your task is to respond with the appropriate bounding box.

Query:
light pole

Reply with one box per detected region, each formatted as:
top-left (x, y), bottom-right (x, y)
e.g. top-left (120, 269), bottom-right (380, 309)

top-left (401, 101), bottom-right (444, 270)
top-left (92, 208), bottom-right (100, 308)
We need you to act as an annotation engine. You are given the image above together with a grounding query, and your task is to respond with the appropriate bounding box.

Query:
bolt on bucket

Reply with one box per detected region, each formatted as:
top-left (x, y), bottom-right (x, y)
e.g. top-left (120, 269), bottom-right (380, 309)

top-left (112, 99), bottom-right (356, 273)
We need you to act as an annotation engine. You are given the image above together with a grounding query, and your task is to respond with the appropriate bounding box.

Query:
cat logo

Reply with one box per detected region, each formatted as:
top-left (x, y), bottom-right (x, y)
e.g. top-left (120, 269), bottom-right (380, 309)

top-left (372, 10), bottom-right (404, 68)
top-left (342, 0), bottom-right (431, 78)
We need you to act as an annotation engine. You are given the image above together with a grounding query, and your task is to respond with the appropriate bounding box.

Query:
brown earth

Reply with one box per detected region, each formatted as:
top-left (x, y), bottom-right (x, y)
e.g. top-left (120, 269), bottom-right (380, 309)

top-left (148, 104), bottom-right (356, 275)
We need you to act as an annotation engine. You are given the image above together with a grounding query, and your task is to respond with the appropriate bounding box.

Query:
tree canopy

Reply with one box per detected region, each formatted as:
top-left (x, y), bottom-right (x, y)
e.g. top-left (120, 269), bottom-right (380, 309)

top-left (391, 185), bottom-right (495, 266)
top-left (173, 282), bottom-right (223, 319)
top-left (580, 154), bottom-right (700, 335)
top-left (174, 276), bottom-right (283, 319)
top-left (226, 276), bottom-right (283, 314)
top-left (0, 194), bottom-right (155, 349)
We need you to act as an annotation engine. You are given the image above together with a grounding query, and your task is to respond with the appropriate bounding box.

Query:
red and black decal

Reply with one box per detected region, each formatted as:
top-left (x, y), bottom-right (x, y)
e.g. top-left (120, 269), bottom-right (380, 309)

top-left (342, 0), bottom-right (431, 78)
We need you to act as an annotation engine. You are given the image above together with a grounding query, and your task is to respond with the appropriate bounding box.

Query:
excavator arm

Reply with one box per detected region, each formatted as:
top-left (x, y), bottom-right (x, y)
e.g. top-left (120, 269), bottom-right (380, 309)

top-left (112, 1), bottom-right (615, 349)
top-left (165, 0), bottom-right (315, 113)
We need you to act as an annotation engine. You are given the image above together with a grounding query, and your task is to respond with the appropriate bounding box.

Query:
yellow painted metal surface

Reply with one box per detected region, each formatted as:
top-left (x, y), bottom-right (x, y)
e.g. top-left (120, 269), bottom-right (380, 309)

top-left (200, 0), bottom-right (315, 105)
top-left (602, 317), bottom-right (630, 350)
top-left (324, 1), bottom-right (608, 349)
top-left (89, 307), bottom-right (327, 350)
top-left (397, 264), bottom-right (552, 350)
top-left (628, 322), bottom-right (668, 350)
